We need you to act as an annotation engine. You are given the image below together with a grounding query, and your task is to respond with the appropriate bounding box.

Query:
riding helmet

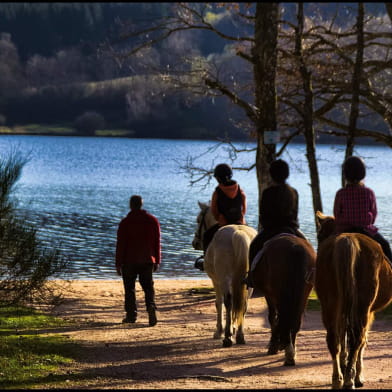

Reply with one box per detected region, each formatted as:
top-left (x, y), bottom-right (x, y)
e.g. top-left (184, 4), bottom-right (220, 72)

top-left (214, 163), bottom-right (233, 183)
top-left (269, 159), bottom-right (289, 183)
top-left (343, 156), bottom-right (366, 182)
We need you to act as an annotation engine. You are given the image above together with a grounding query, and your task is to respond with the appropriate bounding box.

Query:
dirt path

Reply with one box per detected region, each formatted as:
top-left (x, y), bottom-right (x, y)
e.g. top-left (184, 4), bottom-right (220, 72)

top-left (43, 279), bottom-right (392, 389)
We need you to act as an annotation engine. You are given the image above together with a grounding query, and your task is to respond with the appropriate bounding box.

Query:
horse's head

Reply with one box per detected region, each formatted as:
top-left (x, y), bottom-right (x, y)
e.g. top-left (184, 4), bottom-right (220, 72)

top-left (192, 201), bottom-right (217, 250)
top-left (316, 211), bottom-right (336, 244)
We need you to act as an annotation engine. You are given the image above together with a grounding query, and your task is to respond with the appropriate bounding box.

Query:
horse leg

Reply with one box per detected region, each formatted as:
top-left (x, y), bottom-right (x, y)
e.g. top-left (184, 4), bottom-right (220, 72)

top-left (222, 291), bottom-right (233, 347)
top-left (235, 296), bottom-right (246, 345)
top-left (339, 334), bottom-right (347, 375)
top-left (343, 353), bottom-right (357, 389)
top-left (284, 342), bottom-right (296, 366)
top-left (284, 326), bottom-right (299, 366)
top-left (235, 323), bottom-right (245, 345)
top-left (354, 340), bottom-right (366, 388)
top-left (354, 316), bottom-right (371, 388)
top-left (326, 329), bottom-right (344, 389)
top-left (343, 329), bottom-right (367, 389)
top-left (266, 300), bottom-right (279, 355)
top-left (235, 281), bottom-right (247, 345)
top-left (213, 288), bottom-right (223, 339)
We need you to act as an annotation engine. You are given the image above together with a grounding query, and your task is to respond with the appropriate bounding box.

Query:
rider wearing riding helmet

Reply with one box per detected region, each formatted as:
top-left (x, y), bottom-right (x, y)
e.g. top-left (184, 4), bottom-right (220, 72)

top-left (334, 155), bottom-right (392, 264)
top-left (194, 163), bottom-right (247, 271)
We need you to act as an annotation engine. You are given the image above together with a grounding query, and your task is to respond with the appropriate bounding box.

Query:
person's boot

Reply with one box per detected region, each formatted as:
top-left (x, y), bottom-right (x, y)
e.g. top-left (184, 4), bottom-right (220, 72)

top-left (147, 305), bottom-right (157, 327)
top-left (122, 311), bottom-right (137, 323)
top-left (194, 256), bottom-right (204, 271)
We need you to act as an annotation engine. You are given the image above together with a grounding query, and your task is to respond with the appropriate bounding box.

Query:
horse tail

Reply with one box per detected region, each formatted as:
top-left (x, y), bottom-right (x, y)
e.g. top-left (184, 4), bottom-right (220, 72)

top-left (279, 243), bottom-right (308, 346)
top-left (333, 235), bottom-right (359, 348)
top-left (231, 229), bottom-right (251, 326)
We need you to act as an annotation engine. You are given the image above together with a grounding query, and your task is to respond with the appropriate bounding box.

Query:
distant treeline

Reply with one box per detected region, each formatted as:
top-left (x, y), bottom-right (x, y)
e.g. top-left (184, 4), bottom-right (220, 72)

top-left (0, 3), bottom-right (251, 139)
top-left (0, 3), bottom-right (387, 142)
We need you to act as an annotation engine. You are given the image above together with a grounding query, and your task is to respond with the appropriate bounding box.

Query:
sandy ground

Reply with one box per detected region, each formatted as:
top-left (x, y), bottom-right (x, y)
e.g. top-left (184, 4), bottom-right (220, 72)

top-left (41, 279), bottom-right (392, 390)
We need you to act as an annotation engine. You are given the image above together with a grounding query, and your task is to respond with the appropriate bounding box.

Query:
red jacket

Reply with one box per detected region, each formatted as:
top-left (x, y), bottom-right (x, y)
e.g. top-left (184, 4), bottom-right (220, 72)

top-left (115, 209), bottom-right (161, 270)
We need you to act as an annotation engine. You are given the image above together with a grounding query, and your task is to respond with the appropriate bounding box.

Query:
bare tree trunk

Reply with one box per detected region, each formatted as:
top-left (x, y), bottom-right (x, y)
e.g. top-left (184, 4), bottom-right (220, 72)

top-left (385, 2), bottom-right (392, 23)
top-left (253, 2), bottom-right (279, 230)
top-left (343, 2), bottom-right (364, 185)
top-left (295, 3), bottom-right (323, 221)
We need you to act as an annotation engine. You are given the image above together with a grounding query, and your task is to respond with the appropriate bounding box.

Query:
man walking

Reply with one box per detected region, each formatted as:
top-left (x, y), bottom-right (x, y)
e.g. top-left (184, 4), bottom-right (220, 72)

top-left (115, 195), bottom-right (161, 326)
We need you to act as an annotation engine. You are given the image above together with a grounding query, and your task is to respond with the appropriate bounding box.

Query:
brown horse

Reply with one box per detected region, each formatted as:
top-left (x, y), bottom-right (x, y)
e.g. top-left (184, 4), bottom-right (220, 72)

top-left (315, 211), bottom-right (392, 389)
top-left (250, 233), bottom-right (316, 366)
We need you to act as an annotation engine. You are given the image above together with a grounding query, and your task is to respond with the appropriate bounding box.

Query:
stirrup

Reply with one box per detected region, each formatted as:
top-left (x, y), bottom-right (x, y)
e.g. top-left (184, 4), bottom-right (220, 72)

top-left (194, 256), bottom-right (204, 271)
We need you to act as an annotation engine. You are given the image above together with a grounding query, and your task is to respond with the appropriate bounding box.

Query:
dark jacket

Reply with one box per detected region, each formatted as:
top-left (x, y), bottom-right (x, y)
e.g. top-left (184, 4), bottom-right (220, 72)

top-left (260, 183), bottom-right (299, 231)
top-left (211, 181), bottom-right (247, 225)
top-left (115, 209), bottom-right (161, 270)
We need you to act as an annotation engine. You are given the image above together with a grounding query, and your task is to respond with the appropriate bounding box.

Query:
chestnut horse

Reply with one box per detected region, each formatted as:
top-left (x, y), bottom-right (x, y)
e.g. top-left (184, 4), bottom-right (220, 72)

top-left (250, 233), bottom-right (316, 366)
top-left (192, 201), bottom-right (257, 347)
top-left (315, 211), bottom-right (392, 389)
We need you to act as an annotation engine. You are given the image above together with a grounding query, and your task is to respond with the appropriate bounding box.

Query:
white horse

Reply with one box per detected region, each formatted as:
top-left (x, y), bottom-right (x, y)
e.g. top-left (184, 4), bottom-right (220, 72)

top-left (192, 201), bottom-right (257, 347)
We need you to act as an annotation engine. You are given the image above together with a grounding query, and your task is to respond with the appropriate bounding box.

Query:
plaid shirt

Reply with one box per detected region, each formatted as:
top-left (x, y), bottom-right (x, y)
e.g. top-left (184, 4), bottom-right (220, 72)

top-left (333, 183), bottom-right (378, 236)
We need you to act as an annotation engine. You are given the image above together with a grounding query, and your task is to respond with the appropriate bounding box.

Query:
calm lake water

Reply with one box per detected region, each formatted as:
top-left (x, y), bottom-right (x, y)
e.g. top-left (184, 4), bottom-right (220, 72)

top-left (0, 135), bottom-right (391, 280)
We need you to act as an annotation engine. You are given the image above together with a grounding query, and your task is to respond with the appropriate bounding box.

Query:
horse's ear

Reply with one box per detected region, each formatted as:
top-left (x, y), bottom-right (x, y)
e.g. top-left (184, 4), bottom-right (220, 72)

top-left (315, 210), bottom-right (326, 229)
top-left (198, 201), bottom-right (208, 209)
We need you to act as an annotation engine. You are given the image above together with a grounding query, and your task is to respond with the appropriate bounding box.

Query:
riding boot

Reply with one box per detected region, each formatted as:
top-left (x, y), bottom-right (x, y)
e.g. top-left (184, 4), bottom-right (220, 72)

top-left (194, 256), bottom-right (204, 271)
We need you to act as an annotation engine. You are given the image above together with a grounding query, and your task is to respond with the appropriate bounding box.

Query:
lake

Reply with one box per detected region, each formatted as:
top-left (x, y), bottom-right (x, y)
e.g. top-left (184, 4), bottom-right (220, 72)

top-left (0, 135), bottom-right (391, 280)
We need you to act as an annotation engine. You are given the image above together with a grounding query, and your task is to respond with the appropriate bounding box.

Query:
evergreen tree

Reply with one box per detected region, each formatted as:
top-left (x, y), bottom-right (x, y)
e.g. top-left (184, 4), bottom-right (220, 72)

top-left (0, 152), bottom-right (68, 306)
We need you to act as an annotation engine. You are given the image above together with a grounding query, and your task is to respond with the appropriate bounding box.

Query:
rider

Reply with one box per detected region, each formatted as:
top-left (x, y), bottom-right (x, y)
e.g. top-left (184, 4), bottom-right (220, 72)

top-left (245, 159), bottom-right (307, 287)
top-left (333, 155), bottom-right (392, 265)
top-left (194, 163), bottom-right (247, 271)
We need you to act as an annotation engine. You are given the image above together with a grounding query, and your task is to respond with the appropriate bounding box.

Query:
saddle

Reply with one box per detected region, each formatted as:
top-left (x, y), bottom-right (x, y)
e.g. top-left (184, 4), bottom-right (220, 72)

top-left (250, 233), bottom-right (297, 272)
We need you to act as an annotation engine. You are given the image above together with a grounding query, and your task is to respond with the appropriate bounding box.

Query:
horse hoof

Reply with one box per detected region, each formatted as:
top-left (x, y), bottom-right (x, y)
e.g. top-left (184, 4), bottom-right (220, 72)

top-left (236, 336), bottom-right (246, 345)
top-left (332, 378), bottom-right (344, 390)
top-left (284, 359), bottom-right (296, 366)
top-left (222, 338), bottom-right (233, 348)
top-left (267, 346), bottom-right (279, 355)
top-left (355, 379), bottom-right (364, 388)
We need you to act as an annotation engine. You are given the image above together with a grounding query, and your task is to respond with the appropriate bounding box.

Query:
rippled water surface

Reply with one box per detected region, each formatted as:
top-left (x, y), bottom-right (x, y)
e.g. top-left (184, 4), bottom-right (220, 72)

top-left (1, 135), bottom-right (391, 280)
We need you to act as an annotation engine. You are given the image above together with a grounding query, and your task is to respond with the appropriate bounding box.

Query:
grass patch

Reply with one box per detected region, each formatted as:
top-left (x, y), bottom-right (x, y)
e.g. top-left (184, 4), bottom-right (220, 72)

top-left (187, 286), bottom-right (215, 300)
top-left (376, 302), bottom-right (392, 319)
top-left (306, 290), bottom-right (392, 318)
top-left (306, 290), bottom-right (321, 311)
top-left (0, 124), bottom-right (136, 138)
top-left (0, 306), bottom-right (80, 389)
top-left (0, 124), bottom-right (76, 135)
top-left (95, 129), bottom-right (135, 137)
